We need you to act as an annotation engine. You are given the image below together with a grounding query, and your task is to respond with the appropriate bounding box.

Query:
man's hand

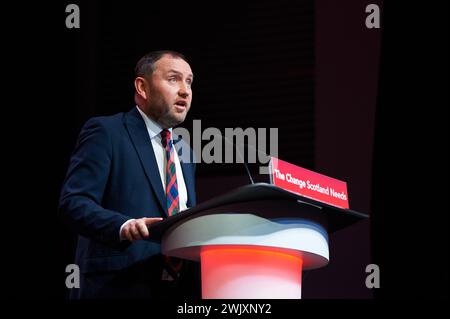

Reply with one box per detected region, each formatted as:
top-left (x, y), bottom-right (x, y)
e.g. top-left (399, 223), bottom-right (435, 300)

top-left (120, 217), bottom-right (163, 242)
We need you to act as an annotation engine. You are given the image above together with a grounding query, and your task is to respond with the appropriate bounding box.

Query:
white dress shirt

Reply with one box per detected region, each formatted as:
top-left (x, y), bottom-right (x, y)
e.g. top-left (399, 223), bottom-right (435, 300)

top-left (119, 106), bottom-right (189, 237)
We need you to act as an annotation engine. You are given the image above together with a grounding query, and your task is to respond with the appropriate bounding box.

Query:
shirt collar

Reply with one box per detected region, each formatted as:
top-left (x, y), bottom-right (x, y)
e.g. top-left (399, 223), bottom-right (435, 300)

top-left (136, 105), bottom-right (172, 140)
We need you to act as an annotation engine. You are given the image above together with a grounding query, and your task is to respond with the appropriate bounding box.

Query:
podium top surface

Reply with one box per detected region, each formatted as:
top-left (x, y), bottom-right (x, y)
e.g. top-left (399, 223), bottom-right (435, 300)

top-left (147, 183), bottom-right (369, 241)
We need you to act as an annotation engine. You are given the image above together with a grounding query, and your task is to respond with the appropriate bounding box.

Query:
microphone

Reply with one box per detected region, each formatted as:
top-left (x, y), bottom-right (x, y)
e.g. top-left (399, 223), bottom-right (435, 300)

top-left (213, 133), bottom-right (255, 185)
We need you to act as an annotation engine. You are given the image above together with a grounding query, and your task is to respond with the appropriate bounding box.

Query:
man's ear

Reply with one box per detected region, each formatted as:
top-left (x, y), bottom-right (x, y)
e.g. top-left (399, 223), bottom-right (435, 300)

top-left (134, 77), bottom-right (149, 100)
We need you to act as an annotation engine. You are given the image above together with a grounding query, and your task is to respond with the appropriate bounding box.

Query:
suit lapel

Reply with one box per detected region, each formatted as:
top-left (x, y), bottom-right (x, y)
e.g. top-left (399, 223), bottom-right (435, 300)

top-left (123, 108), bottom-right (167, 214)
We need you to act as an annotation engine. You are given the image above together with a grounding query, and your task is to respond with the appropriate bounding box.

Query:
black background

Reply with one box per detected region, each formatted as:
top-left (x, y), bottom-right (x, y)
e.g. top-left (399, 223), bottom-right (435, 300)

top-left (2, 0), bottom-right (448, 307)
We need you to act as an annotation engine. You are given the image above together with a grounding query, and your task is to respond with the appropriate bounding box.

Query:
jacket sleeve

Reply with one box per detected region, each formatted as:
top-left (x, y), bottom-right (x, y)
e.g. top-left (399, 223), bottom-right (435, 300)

top-left (59, 117), bottom-right (130, 247)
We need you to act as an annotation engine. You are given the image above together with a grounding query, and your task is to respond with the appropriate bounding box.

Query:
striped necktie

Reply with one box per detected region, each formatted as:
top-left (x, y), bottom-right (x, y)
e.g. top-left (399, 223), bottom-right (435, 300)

top-left (160, 129), bottom-right (179, 216)
top-left (160, 129), bottom-right (183, 280)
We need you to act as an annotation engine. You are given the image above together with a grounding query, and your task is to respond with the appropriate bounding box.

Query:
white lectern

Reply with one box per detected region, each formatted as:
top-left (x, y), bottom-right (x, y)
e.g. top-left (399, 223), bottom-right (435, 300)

top-left (147, 183), bottom-right (368, 299)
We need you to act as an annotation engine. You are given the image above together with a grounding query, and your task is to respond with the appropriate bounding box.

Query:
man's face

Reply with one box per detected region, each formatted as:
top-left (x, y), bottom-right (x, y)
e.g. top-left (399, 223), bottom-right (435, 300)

top-left (145, 55), bottom-right (193, 128)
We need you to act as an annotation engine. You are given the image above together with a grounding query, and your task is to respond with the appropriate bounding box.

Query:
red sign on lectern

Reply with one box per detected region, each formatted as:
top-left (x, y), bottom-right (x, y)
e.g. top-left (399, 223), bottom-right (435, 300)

top-left (269, 157), bottom-right (349, 209)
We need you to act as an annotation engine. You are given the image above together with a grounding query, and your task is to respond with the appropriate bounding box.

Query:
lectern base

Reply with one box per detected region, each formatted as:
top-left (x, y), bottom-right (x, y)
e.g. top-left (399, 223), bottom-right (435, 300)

top-left (200, 245), bottom-right (303, 299)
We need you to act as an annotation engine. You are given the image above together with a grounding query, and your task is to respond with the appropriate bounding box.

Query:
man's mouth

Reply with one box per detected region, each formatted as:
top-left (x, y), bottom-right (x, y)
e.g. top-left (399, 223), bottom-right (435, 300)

top-left (174, 100), bottom-right (188, 109)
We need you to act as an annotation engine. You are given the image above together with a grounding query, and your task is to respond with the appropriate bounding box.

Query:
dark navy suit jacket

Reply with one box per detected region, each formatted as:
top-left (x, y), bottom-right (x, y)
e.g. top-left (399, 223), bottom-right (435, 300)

top-left (59, 107), bottom-right (197, 298)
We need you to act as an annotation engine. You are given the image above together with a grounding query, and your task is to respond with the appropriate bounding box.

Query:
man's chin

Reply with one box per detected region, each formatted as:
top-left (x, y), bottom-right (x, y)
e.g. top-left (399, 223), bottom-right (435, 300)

top-left (166, 114), bottom-right (187, 128)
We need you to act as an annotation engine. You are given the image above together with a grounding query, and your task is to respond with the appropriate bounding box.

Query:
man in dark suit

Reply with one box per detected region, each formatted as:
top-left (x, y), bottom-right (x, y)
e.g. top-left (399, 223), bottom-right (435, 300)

top-left (59, 50), bottom-right (199, 299)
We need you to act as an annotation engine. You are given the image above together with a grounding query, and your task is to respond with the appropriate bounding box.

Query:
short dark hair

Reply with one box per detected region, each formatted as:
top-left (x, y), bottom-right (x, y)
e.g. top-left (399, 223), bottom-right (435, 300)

top-left (135, 50), bottom-right (187, 78)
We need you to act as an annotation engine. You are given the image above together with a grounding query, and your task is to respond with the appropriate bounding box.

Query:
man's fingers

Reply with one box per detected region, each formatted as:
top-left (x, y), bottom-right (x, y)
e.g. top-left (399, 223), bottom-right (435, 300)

top-left (143, 217), bottom-right (163, 225)
top-left (136, 221), bottom-right (150, 238)
top-left (130, 224), bottom-right (142, 240)
top-left (122, 218), bottom-right (163, 242)
top-left (122, 227), bottom-right (132, 241)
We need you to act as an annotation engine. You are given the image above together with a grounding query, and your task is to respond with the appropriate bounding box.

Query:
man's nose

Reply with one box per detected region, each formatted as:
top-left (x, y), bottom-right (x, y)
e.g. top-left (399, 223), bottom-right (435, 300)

top-left (178, 83), bottom-right (190, 98)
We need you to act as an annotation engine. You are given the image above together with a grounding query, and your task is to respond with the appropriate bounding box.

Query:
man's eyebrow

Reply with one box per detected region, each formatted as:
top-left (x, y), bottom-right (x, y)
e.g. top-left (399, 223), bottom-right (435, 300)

top-left (167, 69), bottom-right (194, 78)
